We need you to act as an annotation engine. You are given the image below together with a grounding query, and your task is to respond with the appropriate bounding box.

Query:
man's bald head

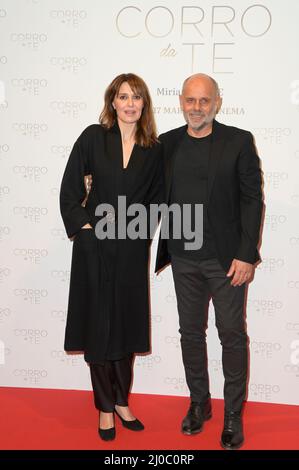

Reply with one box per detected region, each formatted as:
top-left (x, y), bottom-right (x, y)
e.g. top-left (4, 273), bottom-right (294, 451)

top-left (179, 73), bottom-right (222, 137)
top-left (181, 74), bottom-right (220, 98)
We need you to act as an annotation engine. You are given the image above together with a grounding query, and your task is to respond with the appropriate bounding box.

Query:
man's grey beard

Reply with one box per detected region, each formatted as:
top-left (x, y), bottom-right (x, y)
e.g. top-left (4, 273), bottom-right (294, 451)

top-left (190, 123), bottom-right (205, 131)
top-left (186, 114), bottom-right (215, 132)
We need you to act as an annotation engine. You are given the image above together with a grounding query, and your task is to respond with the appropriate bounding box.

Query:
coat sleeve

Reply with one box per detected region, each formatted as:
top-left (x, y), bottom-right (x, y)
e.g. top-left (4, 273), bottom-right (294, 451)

top-left (235, 132), bottom-right (263, 263)
top-left (59, 131), bottom-right (92, 238)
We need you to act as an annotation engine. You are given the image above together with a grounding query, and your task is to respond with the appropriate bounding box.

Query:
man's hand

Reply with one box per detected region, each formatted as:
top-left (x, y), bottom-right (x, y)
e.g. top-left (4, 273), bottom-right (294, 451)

top-left (227, 259), bottom-right (254, 287)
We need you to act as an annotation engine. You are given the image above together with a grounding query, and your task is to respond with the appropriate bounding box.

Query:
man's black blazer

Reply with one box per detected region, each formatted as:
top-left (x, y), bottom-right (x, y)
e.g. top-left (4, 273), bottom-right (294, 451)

top-left (155, 119), bottom-right (263, 273)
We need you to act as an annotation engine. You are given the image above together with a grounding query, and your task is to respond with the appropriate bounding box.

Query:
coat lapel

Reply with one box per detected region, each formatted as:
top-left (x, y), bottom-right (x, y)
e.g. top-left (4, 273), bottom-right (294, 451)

top-left (105, 122), bottom-right (148, 205)
top-left (124, 143), bottom-right (148, 203)
top-left (104, 124), bottom-right (121, 207)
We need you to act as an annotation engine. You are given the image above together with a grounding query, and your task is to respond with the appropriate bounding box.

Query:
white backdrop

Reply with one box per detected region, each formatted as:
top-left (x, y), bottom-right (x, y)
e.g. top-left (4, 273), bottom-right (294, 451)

top-left (1, 0), bottom-right (299, 405)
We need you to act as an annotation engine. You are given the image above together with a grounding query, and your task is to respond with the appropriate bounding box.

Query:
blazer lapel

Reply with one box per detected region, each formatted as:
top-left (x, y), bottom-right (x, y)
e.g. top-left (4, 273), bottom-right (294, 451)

top-left (164, 125), bottom-right (187, 202)
top-left (207, 120), bottom-right (227, 204)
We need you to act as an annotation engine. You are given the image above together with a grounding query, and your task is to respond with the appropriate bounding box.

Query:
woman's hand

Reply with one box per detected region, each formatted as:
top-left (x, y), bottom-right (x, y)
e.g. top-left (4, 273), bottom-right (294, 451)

top-left (78, 174), bottom-right (93, 232)
top-left (81, 174), bottom-right (93, 207)
top-left (84, 174), bottom-right (92, 193)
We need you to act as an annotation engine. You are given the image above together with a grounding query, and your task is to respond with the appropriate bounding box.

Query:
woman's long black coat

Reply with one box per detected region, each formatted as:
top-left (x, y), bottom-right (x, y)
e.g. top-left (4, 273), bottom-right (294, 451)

top-left (60, 124), bottom-right (163, 363)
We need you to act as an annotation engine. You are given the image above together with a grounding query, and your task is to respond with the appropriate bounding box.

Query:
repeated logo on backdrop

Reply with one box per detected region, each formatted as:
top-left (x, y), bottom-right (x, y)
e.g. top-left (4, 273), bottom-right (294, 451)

top-left (0, 1), bottom-right (298, 404)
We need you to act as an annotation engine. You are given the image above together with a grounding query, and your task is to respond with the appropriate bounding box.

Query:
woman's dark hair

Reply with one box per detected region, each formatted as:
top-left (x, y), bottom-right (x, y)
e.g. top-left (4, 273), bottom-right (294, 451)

top-left (99, 73), bottom-right (157, 148)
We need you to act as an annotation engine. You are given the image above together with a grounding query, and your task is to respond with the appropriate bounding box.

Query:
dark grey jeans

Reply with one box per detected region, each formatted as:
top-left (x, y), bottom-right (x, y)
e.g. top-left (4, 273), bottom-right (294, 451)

top-left (171, 255), bottom-right (248, 413)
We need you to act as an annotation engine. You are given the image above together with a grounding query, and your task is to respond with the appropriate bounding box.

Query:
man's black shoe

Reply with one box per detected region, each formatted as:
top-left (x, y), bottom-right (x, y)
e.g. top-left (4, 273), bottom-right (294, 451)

top-left (220, 411), bottom-right (244, 450)
top-left (181, 399), bottom-right (212, 435)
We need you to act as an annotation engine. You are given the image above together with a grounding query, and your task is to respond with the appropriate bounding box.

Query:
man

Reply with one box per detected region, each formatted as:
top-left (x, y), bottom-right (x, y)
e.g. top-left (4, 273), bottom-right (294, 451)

top-left (156, 73), bottom-right (263, 450)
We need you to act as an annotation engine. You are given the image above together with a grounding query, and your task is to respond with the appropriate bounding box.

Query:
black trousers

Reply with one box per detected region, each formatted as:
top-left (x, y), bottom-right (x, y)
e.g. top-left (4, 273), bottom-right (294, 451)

top-left (171, 256), bottom-right (247, 413)
top-left (89, 355), bottom-right (133, 412)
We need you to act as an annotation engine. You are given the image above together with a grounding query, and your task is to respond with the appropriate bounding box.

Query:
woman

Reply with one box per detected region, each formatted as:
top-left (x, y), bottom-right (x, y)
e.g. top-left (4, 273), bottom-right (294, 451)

top-left (60, 73), bottom-right (163, 441)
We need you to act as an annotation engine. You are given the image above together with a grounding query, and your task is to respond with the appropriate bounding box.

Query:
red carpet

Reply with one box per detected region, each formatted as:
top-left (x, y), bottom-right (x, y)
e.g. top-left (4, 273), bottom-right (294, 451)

top-left (0, 387), bottom-right (298, 450)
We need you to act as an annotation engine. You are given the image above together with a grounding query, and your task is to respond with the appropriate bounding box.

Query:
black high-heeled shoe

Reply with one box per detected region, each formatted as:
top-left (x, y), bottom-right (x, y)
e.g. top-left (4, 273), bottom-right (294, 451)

top-left (114, 408), bottom-right (144, 431)
top-left (98, 412), bottom-right (116, 441)
top-left (98, 426), bottom-right (116, 441)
